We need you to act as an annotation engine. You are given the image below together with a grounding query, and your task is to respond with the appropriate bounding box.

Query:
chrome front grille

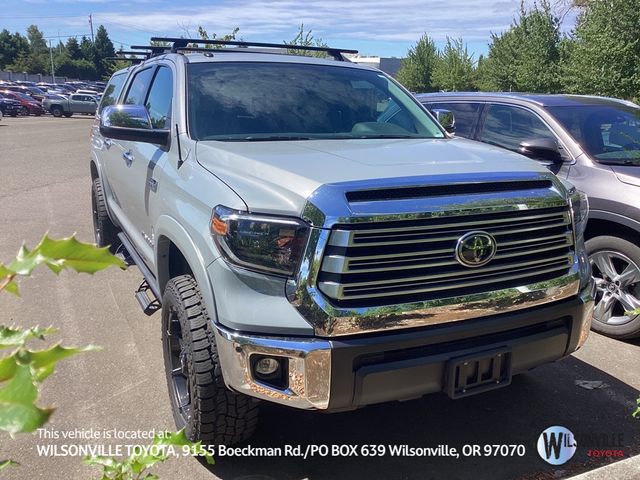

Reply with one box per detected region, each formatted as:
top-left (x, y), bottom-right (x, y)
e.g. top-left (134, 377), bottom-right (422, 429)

top-left (317, 206), bottom-right (575, 307)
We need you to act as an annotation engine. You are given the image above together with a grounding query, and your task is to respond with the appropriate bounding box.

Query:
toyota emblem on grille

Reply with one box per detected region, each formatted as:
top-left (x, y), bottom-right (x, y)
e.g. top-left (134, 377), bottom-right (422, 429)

top-left (455, 231), bottom-right (497, 268)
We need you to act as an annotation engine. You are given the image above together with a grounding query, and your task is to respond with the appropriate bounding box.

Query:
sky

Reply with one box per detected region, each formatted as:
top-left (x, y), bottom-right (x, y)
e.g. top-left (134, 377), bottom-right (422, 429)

top-left (0, 0), bottom-right (578, 59)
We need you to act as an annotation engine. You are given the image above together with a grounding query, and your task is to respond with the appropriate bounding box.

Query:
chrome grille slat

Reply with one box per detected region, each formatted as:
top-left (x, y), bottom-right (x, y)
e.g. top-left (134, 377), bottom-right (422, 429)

top-left (318, 206), bottom-right (575, 305)
top-left (321, 254), bottom-right (573, 294)
top-left (323, 240), bottom-right (573, 274)
top-left (325, 262), bottom-right (571, 300)
top-left (332, 219), bottom-right (570, 248)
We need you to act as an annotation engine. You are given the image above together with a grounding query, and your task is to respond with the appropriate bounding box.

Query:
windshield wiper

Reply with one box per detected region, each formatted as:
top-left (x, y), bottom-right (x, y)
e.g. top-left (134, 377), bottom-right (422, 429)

top-left (241, 135), bottom-right (311, 141)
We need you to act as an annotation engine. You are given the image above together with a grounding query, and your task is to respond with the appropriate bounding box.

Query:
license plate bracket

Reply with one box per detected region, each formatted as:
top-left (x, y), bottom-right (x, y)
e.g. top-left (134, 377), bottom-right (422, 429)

top-left (446, 347), bottom-right (512, 399)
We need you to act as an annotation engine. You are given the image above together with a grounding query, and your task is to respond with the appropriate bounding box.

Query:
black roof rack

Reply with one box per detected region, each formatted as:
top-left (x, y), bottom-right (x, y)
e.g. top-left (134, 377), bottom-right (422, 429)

top-left (115, 50), bottom-right (150, 57)
top-left (105, 57), bottom-right (145, 64)
top-left (130, 45), bottom-right (171, 56)
top-left (150, 36), bottom-right (357, 61)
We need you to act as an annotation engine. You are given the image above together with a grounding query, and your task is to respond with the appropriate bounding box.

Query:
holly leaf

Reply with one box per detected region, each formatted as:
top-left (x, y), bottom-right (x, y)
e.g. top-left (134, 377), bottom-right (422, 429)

top-left (34, 235), bottom-right (126, 274)
top-left (29, 344), bottom-right (101, 381)
top-left (0, 355), bottom-right (18, 382)
top-left (0, 326), bottom-right (56, 349)
top-left (0, 459), bottom-right (19, 470)
top-left (0, 265), bottom-right (18, 296)
top-left (0, 364), bottom-right (53, 433)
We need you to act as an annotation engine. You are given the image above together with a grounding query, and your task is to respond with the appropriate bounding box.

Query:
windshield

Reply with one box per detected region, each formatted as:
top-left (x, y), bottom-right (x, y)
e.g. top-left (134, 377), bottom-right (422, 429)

top-left (547, 103), bottom-right (640, 165)
top-left (187, 62), bottom-right (445, 141)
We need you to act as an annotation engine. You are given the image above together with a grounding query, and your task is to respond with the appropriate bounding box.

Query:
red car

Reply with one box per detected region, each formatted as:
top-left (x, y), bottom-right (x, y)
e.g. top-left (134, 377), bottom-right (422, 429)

top-left (0, 91), bottom-right (45, 116)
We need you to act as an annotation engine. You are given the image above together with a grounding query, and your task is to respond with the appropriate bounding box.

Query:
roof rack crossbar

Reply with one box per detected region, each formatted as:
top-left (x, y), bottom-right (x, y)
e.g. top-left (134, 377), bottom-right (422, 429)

top-left (150, 37), bottom-right (357, 60)
top-left (130, 45), bottom-right (170, 56)
top-left (106, 57), bottom-right (145, 64)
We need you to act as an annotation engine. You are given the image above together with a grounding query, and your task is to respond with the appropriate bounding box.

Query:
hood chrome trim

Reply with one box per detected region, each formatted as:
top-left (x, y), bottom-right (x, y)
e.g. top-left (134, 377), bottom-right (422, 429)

top-left (290, 172), bottom-right (582, 337)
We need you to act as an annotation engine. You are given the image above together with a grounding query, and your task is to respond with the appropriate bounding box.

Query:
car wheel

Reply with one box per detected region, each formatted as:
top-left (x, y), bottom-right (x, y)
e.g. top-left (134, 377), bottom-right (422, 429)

top-left (91, 178), bottom-right (120, 253)
top-left (162, 275), bottom-right (259, 445)
top-left (586, 235), bottom-right (640, 339)
top-left (51, 106), bottom-right (63, 117)
top-left (0, 110), bottom-right (3, 122)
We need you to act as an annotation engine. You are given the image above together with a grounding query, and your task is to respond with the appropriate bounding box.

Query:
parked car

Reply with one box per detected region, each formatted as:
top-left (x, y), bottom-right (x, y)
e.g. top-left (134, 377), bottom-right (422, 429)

top-left (0, 93), bottom-right (22, 117)
top-left (0, 90), bottom-right (45, 116)
top-left (417, 92), bottom-right (640, 339)
top-left (90, 38), bottom-right (593, 445)
top-left (43, 93), bottom-right (98, 117)
top-left (2, 85), bottom-right (46, 102)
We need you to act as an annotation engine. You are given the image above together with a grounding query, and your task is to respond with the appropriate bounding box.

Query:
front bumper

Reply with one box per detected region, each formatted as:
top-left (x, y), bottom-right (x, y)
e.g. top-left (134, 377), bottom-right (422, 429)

top-left (214, 281), bottom-right (594, 411)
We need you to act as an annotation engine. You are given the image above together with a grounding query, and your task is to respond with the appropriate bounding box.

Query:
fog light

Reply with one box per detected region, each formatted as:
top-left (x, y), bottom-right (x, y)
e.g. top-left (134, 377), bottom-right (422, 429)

top-left (255, 357), bottom-right (280, 376)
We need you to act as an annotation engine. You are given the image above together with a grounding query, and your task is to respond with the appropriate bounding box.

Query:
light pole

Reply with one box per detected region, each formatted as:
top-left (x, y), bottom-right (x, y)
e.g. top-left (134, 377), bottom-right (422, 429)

top-left (48, 39), bottom-right (56, 84)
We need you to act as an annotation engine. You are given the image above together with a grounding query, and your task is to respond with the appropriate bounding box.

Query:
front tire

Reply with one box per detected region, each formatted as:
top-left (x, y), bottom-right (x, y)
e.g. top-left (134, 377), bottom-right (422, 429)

top-left (162, 275), bottom-right (259, 445)
top-left (51, 106), bottom-right (63, 117)
top-left (91, 178), bottom-right (120, 253)
top-left (586, 235), bottom-right (640, 339)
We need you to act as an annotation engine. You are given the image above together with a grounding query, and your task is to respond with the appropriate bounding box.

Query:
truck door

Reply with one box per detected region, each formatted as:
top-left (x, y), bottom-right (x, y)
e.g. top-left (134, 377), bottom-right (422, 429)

top-left (100, 66), bottom-right (157, 266)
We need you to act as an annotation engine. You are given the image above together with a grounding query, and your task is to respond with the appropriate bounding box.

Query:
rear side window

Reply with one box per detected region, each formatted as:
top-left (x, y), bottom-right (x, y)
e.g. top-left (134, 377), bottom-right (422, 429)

top-left (425, 102), bottom-right (482, 138)
top-left (479, 104), bottom-right (555, 151)
top-left (124, 67), bottom-right (154, 106)
top-left (99, 72), bottom-right (127, 113)
top-left (144, 66), bottom-right (173, 129)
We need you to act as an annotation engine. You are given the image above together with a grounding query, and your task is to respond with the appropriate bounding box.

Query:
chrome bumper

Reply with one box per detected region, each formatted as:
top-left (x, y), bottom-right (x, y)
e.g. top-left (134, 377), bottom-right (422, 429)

top-left (214, 281), bottom-right (594, 411)
top-left (213, 325), bottom-right (332, 410)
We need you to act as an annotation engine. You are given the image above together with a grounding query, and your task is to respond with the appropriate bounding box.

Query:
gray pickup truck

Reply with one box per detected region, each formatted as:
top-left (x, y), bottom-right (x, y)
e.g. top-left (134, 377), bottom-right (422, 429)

top-left (43, 93), bottom-right (98, 117)
top-left (90, 38), bottom-right (595, 446)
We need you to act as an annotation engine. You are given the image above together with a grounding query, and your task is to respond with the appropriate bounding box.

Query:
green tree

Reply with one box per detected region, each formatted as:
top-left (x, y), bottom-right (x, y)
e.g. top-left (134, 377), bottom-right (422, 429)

top-left (432, 37), bottom-right (476, 91)
top-left (0, 30), bottom-right (29, 70)
top-left (396, 33), bottom-right (439, 92)
top-left (194, 26), bottom-right (239, 48)
top-left (481, 1), bottom-right (562, 92)
top-left (93, 25), bottom-right (115, 79)
top-left (80, 36), bottom-right (94, 64)
top-left (285, 23), bottom-right (329, 57)
top-left (65, 36), bottom-right (82, 60)
top-left (565, 0), bottom-right (640, 99)
top-left (26, 25), bottom-right (47, 56)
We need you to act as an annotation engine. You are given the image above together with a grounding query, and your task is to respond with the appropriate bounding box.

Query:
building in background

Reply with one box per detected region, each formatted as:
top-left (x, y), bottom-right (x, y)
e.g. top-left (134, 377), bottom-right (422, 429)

top-left (345, 55), bottom-right (403, 77)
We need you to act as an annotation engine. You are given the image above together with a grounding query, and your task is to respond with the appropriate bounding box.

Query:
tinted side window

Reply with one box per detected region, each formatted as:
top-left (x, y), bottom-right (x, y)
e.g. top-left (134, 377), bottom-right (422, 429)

top-left (145, 66), bottom-right (173, 129)
top-left (99, 72), bottom-right (127, 113)
top-left (124, 67), bottom-right (154, 106)
top-left (426, 102), bottom-right (482, 138)
top-left (479, 104), bottom-right (555, 150)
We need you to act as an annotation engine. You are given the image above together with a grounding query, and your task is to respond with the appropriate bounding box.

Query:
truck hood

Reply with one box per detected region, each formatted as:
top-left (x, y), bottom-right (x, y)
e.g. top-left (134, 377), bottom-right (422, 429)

top-left (610, 165), bottom-right (640, 187)
top-left (196, 137), bottom-right (551, 216)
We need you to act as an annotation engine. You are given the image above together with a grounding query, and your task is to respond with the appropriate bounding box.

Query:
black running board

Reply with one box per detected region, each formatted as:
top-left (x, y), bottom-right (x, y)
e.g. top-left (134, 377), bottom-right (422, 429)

top-left (117, 233), bottom-right (162, 311)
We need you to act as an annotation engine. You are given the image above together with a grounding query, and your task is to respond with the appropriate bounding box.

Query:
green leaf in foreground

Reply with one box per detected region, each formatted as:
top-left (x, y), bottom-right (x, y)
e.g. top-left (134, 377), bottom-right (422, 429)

top-left (0, 364), bottom-right (53, 434)
top-left (0, 326), bottom-right (56, 349)
top-left (29, 344), bottom-right (101, 381)
top-left (0, 459), bottom-right (19, 470)
top-left (86, 428), bottom-right (214, 479)
top-left (0, 234), bottom-right (126, 296)
top-left (633, 396), bottom-right (640, 419)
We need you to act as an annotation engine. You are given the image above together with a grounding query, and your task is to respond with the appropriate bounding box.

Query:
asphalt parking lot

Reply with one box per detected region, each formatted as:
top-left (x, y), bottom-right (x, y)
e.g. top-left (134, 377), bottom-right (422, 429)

top-left (0, 115), bottom-right (639, 480)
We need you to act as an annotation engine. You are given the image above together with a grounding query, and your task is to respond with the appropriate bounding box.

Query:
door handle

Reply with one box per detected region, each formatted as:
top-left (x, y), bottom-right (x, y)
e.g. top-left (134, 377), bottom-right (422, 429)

top-left (122, 150), bottom-right (134, 167)
top-left (104, 138), bottom-right (113, 149)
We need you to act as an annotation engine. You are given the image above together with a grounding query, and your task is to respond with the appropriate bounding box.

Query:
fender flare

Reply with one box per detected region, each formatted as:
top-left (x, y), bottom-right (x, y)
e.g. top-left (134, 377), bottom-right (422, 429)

top-left (154, 215), bottom-right (218, 318)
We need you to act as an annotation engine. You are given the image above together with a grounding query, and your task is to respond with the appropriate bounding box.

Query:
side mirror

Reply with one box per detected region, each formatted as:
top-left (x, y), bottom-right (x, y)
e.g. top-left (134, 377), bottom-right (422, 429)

top-left (518, 138), bottom-right (562, 163)
top-left (431, 108), bottom-right (455, 133)
top-left (100, 105), bottom-right (170, 147)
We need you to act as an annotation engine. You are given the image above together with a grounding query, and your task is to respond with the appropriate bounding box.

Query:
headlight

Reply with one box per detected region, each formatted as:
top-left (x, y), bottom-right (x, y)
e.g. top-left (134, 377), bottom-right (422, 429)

top-left (569, 188), bottom-right (589, 238)
top-left (211, 205), bottom-right (309, 276)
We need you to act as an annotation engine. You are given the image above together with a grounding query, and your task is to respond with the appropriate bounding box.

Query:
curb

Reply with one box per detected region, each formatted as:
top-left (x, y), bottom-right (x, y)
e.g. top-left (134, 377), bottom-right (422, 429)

top-left (567, 455), bottom-right (640, 479)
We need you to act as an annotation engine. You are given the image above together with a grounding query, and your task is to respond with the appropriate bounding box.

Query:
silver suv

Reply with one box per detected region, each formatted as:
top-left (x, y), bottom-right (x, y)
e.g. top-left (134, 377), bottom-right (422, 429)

top-left (417, 93), bottom-right (640, 339)
top-left (91, 38), bottom-right (594, 445)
